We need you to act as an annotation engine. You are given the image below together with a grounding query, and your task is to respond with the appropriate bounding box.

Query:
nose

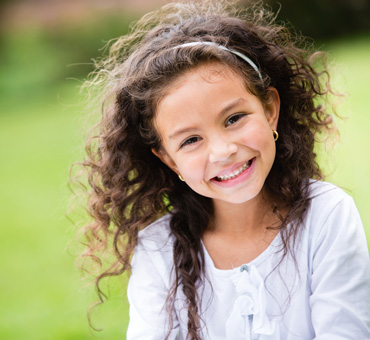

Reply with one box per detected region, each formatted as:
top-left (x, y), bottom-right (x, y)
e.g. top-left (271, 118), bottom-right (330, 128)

top-left (209, 137), bottom-right (238, 163)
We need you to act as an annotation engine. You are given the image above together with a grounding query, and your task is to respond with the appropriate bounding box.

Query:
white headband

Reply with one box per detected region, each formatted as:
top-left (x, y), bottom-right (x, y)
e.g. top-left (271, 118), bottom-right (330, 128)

top-left (171, 41), bottom-right (263, 81)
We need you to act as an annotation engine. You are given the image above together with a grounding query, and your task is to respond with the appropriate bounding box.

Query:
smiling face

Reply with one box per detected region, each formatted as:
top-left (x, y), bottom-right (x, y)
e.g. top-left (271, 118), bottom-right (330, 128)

top-left (153, 62), bottom-right (280, 207)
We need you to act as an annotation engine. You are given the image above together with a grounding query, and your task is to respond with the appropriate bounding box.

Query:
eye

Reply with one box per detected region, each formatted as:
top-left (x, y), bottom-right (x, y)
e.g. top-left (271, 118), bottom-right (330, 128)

top-left (180, 136), bottom-right (201, 149)
top-left (225, 113), bottom-right (246, 127)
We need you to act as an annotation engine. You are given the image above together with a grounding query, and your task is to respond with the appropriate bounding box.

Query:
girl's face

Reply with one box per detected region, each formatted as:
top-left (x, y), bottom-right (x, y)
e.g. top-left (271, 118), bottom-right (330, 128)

top-left (153, 62), bottom-right (280, 206)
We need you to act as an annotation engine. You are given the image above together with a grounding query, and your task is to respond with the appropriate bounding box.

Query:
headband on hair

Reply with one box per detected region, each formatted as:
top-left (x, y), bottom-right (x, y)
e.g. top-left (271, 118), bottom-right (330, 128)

top-left (171, 41), bottom-right (263, 81)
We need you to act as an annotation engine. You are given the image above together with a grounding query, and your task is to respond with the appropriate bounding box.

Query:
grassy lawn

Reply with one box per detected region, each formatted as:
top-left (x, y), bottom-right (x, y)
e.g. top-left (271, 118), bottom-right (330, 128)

top-left (321, 34), bottom-right (370, 240)
top-left (0, 27), bottom-right (369, 339)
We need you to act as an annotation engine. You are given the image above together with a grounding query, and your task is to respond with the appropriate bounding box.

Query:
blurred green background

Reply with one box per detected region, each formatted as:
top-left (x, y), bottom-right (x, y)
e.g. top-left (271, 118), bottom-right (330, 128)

top-left (0, 0), bottom-right (369, 339)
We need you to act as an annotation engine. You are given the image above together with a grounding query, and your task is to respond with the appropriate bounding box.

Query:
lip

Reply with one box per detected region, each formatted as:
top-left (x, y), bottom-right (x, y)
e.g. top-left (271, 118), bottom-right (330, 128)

top-left (210, 157), bottom-right (255, 187)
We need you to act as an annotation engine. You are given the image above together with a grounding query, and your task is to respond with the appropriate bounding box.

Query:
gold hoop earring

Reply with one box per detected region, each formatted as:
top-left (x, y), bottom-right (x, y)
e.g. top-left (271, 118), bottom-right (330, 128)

top-left (272, 130), bottom-right (279, 141)
top-left (178, 174), bottom-right (185, 182)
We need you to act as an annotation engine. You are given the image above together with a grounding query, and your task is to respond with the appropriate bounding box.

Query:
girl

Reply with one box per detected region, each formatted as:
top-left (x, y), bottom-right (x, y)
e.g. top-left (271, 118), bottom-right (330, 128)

top-left (78, 0), bottom-right (370, 339)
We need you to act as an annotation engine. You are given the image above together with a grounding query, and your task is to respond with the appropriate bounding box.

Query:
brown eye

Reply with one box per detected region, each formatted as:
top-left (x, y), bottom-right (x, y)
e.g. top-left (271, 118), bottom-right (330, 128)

top-left (225, 114), bottom-right (246, 127)
top-left (180, 136), bottom-right (201, 149)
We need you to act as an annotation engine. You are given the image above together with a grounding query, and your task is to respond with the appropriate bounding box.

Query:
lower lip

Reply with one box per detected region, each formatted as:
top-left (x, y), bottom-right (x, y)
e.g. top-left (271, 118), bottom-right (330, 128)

top-left (211, 158), bottom-right (255, 188)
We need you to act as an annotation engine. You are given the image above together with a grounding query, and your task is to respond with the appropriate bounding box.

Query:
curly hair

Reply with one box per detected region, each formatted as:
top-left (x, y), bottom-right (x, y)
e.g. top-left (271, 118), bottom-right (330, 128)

top-left (73, 0), bottom-right (337, 338)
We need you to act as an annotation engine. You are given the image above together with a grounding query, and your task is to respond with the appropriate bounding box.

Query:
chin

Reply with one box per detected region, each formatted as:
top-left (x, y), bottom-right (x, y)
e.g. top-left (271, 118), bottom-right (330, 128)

top-left (212, 191), bottom-right (262, 205)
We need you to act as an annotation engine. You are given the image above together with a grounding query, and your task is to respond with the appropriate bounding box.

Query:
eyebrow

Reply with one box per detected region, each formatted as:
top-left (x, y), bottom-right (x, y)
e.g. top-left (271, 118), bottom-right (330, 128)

top-left (169, 97), bottom-right (245, 140)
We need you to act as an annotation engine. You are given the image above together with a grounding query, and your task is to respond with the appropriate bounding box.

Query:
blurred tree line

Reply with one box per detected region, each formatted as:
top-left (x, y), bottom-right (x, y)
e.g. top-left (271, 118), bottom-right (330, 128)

top-left (0, 0), bottom-right (369, 92)
top-left (265, 0), bottom-right (370, 40)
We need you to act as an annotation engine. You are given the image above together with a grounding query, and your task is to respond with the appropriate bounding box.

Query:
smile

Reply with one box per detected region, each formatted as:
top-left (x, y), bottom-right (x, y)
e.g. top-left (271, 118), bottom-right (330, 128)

top-left (214, 159), bottom-right (253, 182)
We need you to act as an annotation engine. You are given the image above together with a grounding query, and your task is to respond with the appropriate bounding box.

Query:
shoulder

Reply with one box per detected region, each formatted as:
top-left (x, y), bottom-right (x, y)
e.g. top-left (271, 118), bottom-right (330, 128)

top-left (137, 214), bottom-right (174, 251)
top-left (134, 214), bottom-right (175, 267)
top-left (307, 180), bottom-right (357, 220)
top-left (300, 180), bottom-right (363, 254)
top-left (304, 180), bottom-right (365, 255)
top-left (308, 179), bottom-right (350, 202)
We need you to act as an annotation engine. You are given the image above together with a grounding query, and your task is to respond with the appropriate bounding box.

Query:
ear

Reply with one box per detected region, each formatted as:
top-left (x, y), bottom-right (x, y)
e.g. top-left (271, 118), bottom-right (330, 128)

top-left (264, 87), bottom-right (280, 130)
top-left (151, 148), bottom-right (179, 174)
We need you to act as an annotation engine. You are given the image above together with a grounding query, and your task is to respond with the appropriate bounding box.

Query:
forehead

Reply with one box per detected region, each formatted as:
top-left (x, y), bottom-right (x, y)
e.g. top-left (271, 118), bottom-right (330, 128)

top-left (155, 62), bottom-right (250, 116)
top-left (162, 62), bottom-right (246, 97)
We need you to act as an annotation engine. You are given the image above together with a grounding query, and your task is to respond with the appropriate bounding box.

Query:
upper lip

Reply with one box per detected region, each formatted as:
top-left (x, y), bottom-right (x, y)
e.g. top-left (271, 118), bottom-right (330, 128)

top-left (211, 160), bottom-right (250, 179)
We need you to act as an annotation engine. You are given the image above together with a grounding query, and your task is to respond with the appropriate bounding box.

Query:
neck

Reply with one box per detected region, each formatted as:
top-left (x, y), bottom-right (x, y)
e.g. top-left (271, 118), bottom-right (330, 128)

top-left (202, 189), bottom-right (283, 270)
top-left (210, 189), bottom-right (277, 237)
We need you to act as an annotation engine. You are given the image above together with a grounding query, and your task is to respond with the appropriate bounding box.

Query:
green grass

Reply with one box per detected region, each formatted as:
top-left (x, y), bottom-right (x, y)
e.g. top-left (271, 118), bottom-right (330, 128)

top-left (0, 27), bottom-right (369, 339)
top-left (0, 83), bottom-right (129, 339)
top-left (320, 34), bottom-right (370, 240)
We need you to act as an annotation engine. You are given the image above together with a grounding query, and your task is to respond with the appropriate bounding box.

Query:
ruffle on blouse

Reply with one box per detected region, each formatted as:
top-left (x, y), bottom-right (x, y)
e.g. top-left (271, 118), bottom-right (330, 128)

top-left (225, 265), bottom-right (280, 340)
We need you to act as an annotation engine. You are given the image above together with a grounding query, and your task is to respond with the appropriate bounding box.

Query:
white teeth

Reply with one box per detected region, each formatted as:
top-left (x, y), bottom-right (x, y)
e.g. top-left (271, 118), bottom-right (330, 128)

top-left (216, 160), bottom-right (252, 181)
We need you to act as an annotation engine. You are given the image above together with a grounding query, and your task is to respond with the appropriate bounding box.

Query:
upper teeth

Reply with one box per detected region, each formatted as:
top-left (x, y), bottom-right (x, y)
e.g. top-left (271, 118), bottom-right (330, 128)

top-left (216, 161), bottom-right (251, 181)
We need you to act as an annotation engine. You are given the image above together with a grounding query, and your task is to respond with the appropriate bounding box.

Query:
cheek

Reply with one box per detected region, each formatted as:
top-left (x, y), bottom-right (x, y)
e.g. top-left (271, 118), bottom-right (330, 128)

top-left (239, 126), bottom-right (276, 166)
top-left (177, 154), bottom-right (205, 178)
top-left (239, 124), bottom-right (272, 149)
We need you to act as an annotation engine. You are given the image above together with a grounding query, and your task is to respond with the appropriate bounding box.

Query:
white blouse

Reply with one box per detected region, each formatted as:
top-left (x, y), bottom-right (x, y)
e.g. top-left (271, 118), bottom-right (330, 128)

top-left (127, 181), bottom-right (370, 339)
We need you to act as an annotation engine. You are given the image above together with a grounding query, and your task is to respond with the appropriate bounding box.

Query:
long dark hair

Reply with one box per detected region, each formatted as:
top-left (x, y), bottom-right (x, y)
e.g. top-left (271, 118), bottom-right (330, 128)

top-left (73, 1), bottom-right (337, 338)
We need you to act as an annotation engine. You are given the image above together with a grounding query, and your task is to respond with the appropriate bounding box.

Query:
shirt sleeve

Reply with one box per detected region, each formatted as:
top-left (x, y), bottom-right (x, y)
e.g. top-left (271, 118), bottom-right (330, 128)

top-left (309, 195), bottom-right (370, 339)
top-left (126, 237), bottom-right (180, 340)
